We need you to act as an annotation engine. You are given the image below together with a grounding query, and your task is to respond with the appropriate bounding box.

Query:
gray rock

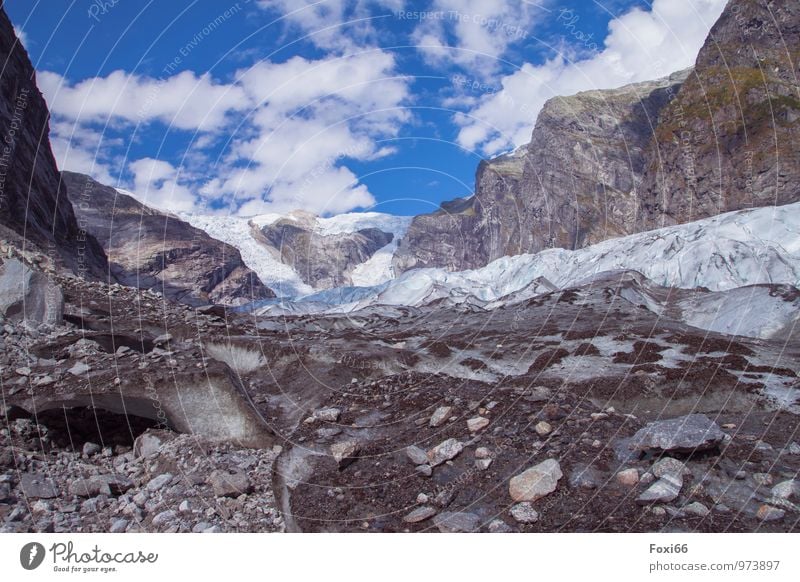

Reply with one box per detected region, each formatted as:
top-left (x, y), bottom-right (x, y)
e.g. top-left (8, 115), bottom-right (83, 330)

top-left (652, 457), bottom-right (689, 478)
top-left (630, 414), bottom-right (725, 454)
top-left (208, 471), bottom-right (251, 497)
top-left (146, 473), bottom-right (174, 492)
top-left (475, 458), bottom-right (492, 471)
top-left (757, 505), bottom-right (785, 522)
top-left (432, 511), bottom-right (481, 533)
top-left (509, 458), bottom-right (563, 502)
top-left (70, 477), bottom-right (111, 498)
top-left (19, 473), bottom-right (58, 499)
top-left (0, 481), bottom-right (12, 502)
top-left (405, 445), bottom-right (429, 465)
top-left (330, 439), bottom-right (360, 468)
top-left (683, 502), bottom-right (710, 518)
top-left (429, 406), bottom-right (453, 428)
top-left (771, 480), bottom-right (799, 500)
top-left (427, 438), bottom-right (463, 467)
top-left (488, 519), bottom-right (513, 533)
top-left (0, 259), bottom-right (64, 325)
top-left (510, 502), bottom-right (539, 523)
top-left (133, 430), bottom-right (169, 458)
top-left (403, 506), bottom-right (437, 523)
top-left (82, 442), bottom-right (102, 456)
top-left (415, 465), bottom-right (433, 477)
top-left (568, 464), bottom-right (605, 489)
top-left (314, 407), bottom-right (341, 422)
top-left (151, 510), bottom-right (177, 527)
top-left (636, 474), bottom-right (683, 504)
top-left (110, 519), bottom-right (129, 533)
top-left (467, 416), bottom-right (489, 432)
top-left (68, 362), bottom-right (91, 376)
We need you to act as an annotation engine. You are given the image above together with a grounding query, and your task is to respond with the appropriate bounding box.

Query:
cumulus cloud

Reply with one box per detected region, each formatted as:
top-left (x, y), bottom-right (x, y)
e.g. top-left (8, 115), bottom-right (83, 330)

top-left (41, 47), bottom-right (410, 216)
top-left (38, 70), bottom-right (250, 131)
top-left (128, 158), bottom-right (200, 214)
top-left (257, 0), bottom-right (406, 52)
top-left (223, 50), bottom-right (410, 215)
top-left (411, 0), bottom-right (544, 74)
top-left (453, 0), bottom-right (728, 155)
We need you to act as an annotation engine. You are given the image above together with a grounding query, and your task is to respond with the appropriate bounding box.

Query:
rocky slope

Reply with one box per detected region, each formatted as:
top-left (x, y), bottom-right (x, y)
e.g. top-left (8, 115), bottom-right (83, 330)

top-left (0, 8), bottom-right (106, 277)
top-left (395, 0), bottom-right (800, 273)
top-left (62, 172), bottom-right (275, 306)
top-left (638, 0), bottom-right (800, 229)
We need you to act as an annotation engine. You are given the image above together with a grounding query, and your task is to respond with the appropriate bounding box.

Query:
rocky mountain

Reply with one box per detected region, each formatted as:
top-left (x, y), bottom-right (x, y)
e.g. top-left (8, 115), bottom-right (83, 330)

top-left (395, 0), bottom-right (800, 273)
top-left (0, 8), bottom-right (106, 277)
top-left (638, 0), bottom-right (800, 228)
top-left (62, 172), bottom-right (275, 306)
top-left (394, 70), bottom-right (690, 273)
top-left (183, 211), bottom-right (412, 296)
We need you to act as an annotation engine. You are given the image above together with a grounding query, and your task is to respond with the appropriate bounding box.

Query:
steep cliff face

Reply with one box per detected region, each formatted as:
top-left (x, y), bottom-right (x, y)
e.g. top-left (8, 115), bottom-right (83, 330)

top-left (62, 172), bottom-right (275, 306)
top-left (0, 7), bottom-right (106, 277)
top-left (257, 212), bottom-right (395, 289)
top-left (638, 0), bottom-right (800, 229)
top-left (394, 71), bottom-right (688, 273)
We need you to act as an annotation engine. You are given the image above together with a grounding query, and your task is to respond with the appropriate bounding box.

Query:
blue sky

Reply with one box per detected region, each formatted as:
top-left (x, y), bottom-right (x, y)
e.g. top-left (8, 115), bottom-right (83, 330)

top-left (6, 0), bottom-right (727, 217)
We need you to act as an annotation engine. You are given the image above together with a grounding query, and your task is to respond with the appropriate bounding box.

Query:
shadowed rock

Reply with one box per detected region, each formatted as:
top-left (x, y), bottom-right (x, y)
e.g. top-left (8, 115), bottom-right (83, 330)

top-left (630, 414), bottom-right (725, 455)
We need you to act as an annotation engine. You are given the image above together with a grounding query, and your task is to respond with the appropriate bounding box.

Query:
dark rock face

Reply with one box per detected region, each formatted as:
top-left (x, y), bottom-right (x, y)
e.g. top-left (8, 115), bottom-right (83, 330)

top-left (0, 9), bottom-right (106, 277)
top-left (62, 171), bottom-right (275, 306)
top-left (638, 0), bottom-right (800, 229)
top-left (394, 71), bottom-right (688, 273)
top-left (259, 217), bottom-right (394, 289)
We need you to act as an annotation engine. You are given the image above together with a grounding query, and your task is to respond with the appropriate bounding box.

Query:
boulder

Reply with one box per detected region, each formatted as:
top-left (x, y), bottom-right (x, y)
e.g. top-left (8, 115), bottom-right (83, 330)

top-left (403, 506), bottom-right (437, 523)
top-left (429, 406), bottom-right (453, 427)
top-left (629, 414), bottom-right (725, 454)
top-left (636, 473), bottom-right (683, 505)
top-left (19, 473), bottom-right (58, 499)
top-left (510, 502), bottom-right (539, 523)
top-left (208, 471), bottom-right (252, 497)
top-left (0, 259), bottom-right (63, 325)
top-left (509, 459), bottom-right (563, 502)
top-left (427, 438), bottom-right (464, 467)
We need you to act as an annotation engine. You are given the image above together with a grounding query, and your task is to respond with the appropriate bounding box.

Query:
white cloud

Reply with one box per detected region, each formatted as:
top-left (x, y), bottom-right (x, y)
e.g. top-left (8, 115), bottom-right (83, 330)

top-left (453, 0), bottom-right (728, 155)
top-left (220, 50), bottom-right (411, 215)
top-left (38, 70), bottom-right (250, 132)
top-left (49, 120), bottom-right (116, 186)
top-left (412, 0), bottom-right (544, 74)
top-left (42, 48), bottom-right (410, 216)
top-left (128, 158), bottom-right (200, 214)
top-left (257, 0), bottom-right (406, 52)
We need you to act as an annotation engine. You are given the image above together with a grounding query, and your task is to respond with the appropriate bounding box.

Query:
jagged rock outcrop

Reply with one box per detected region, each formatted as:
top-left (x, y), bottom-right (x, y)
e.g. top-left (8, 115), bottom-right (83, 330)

top-left (396, 0), bottom-right (800, 273)
top-left (0, 8), bottom-right (106, 277)
top-left (257, 211), bottom-right (395, 289)
top-left (638, 0), bottom-right (800, 228)
top-left (394, 71), bottom-right (688, 272)
top-left (62, 172), bottom-right (275, 306)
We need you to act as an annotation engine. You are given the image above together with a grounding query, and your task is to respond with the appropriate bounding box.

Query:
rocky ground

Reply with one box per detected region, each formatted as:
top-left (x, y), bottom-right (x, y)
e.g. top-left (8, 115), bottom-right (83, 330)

top-left (2, 248), bottom-right (799, 533)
